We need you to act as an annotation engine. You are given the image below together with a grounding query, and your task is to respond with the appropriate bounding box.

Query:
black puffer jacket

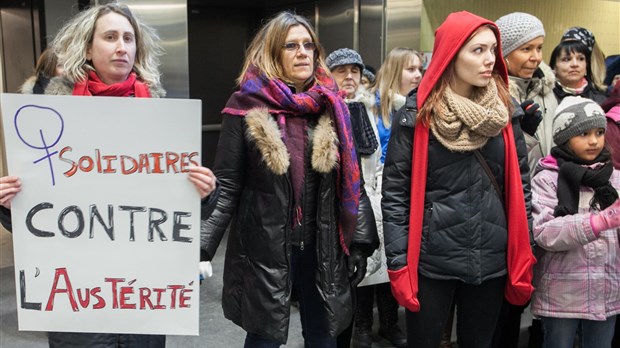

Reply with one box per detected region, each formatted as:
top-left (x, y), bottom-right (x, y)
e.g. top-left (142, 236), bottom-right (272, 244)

top-left (382, 92), bottom-right (532, 284)
top-left (201, 108), bottom-right (378, 343)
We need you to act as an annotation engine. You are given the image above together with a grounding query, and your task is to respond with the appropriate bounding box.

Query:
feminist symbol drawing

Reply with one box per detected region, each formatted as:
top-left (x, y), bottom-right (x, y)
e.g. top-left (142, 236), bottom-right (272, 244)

top-left (13, 105), bottom-right (64, 186)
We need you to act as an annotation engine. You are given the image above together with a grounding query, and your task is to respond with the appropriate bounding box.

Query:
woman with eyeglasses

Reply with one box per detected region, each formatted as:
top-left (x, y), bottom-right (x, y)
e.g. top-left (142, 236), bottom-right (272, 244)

top-left (200, 11), bottom-right (378, 347)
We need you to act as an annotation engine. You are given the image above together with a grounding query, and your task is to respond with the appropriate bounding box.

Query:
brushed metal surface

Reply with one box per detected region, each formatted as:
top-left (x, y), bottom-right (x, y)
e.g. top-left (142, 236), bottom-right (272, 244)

top-left (125, 0), bottom-right (190, 98)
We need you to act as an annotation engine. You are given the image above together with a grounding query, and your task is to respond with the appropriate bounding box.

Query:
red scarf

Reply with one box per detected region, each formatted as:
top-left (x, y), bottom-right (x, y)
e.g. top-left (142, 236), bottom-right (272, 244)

top-left (388, 11), bottom-right (535, 312)
top-left (73, 71), bottom-right (151, 97)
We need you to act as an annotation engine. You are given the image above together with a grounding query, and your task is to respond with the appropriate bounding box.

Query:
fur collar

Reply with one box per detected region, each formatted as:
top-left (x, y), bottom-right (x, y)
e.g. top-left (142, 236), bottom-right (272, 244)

top-left (508, 61), bottom-right (555, 101)
top-left (19, 76), bottom-right (37, 94)
top-left (244, 108), bottom-right (338, 175)
top-left (345, 89), bottom-right (374, 110)
top-left (393, 92), bottom-right (407, 111)
top-left (44, 75), bottom-right (165, 98)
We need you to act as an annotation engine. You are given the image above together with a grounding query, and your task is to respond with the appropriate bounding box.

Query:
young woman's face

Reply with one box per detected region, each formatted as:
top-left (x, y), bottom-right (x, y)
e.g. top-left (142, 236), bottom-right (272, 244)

top-left (332, 64), bottom-right (361, 98)
top-left (554, 50), bottom-right (587, 88)
top-left (505, 36), bottom-right (544, 79)
top-left (451, 27), bottom-right (497, 98)
top-left (87, 12), bottom-right (137, 85)
top-left (568, 128), bottom-right (605, 162)
top-left (280, 25), bottom-right (315, 92)
top-left (399, 55), bottom-right (422, 95)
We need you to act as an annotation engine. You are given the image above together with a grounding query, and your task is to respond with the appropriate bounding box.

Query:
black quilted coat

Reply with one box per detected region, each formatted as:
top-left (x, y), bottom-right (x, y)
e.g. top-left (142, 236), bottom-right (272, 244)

top-left (382, 91), bottom-right (532, 284)
top-left (200, 108), bottom-right (378, 343)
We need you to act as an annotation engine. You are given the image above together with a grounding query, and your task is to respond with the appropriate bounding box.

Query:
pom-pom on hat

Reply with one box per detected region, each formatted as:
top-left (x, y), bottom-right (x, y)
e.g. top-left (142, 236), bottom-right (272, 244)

top-left (552, 96), bottom-right (607, 145)
top-left (326, 48), bottom-right (364, 71)
top-left (495, 12), bottom-right (545, 58)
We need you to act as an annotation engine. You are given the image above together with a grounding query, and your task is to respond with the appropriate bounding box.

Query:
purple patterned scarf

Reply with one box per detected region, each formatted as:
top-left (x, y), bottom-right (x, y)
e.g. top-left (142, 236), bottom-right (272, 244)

top-left (222, 66), bottom-right (360, 255)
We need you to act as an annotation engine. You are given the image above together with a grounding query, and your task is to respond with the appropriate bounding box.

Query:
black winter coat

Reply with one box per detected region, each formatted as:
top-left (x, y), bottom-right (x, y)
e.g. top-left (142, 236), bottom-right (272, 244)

top-left (553, 81), bottom-right (607, 105)
top-left (382, 91), bottom-right (532, 285)
top-left (200, 108), bottom-right (378, 343)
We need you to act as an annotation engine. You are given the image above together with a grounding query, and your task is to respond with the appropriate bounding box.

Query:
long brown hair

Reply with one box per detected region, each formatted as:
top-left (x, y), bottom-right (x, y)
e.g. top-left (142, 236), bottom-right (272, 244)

top-left (236, 11), bottom-right (330, 87)
top-left (418, 25), bottom-right (512, 126)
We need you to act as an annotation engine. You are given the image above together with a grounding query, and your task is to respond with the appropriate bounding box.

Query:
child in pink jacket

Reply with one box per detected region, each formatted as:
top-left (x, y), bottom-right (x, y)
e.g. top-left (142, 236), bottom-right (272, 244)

top-left (531, 96), bottom-right (620, 348)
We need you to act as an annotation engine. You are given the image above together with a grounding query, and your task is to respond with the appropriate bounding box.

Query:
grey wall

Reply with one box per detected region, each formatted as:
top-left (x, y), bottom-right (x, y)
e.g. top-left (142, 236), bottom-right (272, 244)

top-left (44, 0), bottom-right (79, 44)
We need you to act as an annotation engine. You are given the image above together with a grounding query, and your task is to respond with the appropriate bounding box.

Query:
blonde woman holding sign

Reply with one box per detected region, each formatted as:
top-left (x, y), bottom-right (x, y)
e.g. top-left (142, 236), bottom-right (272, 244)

top-left (0, 3), bottom-right (216, 347)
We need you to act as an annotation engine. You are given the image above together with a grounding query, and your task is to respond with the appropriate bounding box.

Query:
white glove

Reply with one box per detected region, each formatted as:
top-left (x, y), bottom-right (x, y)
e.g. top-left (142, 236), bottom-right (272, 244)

top-left (199, 261), bottom-right (213, 280)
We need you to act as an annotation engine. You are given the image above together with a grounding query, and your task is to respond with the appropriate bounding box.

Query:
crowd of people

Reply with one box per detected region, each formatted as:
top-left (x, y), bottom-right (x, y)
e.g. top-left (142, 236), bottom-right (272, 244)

top-left (0, 2), bottom-right (619, 348)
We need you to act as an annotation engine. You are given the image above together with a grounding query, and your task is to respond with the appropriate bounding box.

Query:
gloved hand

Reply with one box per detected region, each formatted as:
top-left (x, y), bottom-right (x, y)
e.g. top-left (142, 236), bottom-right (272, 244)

top-left (199, 261), bottom-right (213, 281)
top-left (590, 199), bottom-right (620, 235)
top-left (519, 100), bottom-right (543, 136)
top-left (347, 247), bottom-right (368, 287)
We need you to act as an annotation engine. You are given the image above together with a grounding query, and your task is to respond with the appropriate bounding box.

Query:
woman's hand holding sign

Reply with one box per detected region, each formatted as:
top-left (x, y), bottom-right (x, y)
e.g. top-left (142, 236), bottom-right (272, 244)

top-left (187, 166), bottom-right (217, 200)
top-left (0, 176), bottom-right (21, 209)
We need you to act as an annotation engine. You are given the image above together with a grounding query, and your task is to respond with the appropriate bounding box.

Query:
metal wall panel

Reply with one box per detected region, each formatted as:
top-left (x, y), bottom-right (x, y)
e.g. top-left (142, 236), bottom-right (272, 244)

top-left (359, 0), bottom-right (383, 70)
top-left (0, 0), bottom-right (40, 93)
top-left (125, 0), bottom-right (190, 98)
top-left (317, 0), bottom-right (355, 56)
top-left (385, 0), bottom-right (420, 53)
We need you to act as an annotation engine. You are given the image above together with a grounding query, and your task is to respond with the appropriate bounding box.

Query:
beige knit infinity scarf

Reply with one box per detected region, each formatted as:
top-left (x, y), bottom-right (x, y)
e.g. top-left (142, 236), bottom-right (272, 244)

top-left (431, 79), bottom-right (509, 152)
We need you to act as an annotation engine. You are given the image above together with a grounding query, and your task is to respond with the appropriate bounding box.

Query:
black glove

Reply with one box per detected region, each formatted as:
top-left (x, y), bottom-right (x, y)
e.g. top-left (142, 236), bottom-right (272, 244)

top-left (347, 247), bottom-right (367, 287)
top-left (519, 100), bottom-right (543, 136)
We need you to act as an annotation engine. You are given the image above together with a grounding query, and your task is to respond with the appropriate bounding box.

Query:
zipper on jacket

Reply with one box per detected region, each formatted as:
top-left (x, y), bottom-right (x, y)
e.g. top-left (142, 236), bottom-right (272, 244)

top-left (319, 175), bottom-right (336, 293)
top-left (285, 175), bottom-right (294, 303)
top-left (297, 206), bottom-right (304, 251)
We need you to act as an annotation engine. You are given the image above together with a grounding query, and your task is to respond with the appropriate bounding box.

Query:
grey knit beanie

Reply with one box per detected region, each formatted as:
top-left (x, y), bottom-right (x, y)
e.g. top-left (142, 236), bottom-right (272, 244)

top-left (496, 12), bottom-right (545, 57)
top-left (326, 48), bottom-right (364, 71)
top-left (552, 96), bottom-right (607, 145)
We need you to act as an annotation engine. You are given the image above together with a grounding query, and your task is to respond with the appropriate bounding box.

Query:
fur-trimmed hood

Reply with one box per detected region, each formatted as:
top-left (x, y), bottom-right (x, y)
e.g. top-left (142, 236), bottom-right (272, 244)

top-left (244, 108), bottom-right (339, 175)
top-left (509, 61), bottom-right (556, 101)
top-left (44, 75), bottom-right (166, 98)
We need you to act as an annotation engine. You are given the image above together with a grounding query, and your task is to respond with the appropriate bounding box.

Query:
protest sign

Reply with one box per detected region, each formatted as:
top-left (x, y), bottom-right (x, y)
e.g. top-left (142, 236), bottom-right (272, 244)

top-left (0, 93), bottom-right (202, 335)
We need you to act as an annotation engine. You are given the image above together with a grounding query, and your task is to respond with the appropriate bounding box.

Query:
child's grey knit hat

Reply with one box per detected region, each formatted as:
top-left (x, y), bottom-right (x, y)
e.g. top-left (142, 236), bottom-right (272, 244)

top-left (552, 96), bottom-right (606, 145)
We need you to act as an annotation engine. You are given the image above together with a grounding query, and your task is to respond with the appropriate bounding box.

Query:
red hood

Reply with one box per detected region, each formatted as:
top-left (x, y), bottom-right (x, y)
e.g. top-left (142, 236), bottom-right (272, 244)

top-left (417, 11), bottom-right (508, 108)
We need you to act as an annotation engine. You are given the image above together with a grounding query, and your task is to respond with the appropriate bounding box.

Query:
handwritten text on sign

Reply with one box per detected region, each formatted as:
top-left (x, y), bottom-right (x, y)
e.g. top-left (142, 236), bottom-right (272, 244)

top-left (1, 94), bottom-right (202, 335)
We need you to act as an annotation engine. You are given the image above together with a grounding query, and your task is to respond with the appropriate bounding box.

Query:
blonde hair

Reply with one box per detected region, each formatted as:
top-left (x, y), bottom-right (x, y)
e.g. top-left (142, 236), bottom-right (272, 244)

top-left (50, 3), bottom-right (163, 90)
top-left (590, 41), bottom-right (607, 92)
top-left (372, 47), bottom-right (422, 127)
top-left (236, 11), bottom-right (330, 87)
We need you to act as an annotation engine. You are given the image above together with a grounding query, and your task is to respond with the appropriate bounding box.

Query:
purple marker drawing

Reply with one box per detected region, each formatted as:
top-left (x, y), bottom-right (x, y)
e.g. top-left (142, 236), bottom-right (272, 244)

top-left (14, 104), bottom-right (65, 186)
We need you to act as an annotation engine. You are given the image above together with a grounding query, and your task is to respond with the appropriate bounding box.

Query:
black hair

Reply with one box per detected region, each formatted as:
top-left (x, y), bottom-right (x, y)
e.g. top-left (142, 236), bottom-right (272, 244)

top-left (550, 40), bottom-right (594, 84)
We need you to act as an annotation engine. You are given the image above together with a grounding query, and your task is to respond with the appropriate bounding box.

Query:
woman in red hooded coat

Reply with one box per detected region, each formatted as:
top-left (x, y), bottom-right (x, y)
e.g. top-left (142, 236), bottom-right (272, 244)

top-left (381, 11), bottom-right (535, 348)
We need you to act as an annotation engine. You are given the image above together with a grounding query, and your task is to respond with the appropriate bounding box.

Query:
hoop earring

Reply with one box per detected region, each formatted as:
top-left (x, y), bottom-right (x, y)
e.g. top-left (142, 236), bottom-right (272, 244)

top-left (504, 58), bottom-right (511, 70)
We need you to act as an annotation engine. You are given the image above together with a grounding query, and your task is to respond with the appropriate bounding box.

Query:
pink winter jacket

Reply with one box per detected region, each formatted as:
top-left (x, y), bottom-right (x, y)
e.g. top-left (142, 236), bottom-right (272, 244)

top-left (531, 156), bottom-right (620, 320)
top-left (606, 105), bottom-right (620, 170)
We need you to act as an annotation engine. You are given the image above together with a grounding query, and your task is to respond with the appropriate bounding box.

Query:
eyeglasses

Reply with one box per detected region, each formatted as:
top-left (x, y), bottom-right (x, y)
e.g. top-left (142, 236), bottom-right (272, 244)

top-left (282, 42), bottom-right (316, 52)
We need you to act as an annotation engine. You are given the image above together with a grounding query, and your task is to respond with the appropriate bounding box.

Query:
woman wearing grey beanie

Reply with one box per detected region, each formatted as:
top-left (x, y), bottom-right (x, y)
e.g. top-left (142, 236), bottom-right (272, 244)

top-left (495, 12), bottom-right (556, 348)
top-left (496, 12), bottom-right (558, 177)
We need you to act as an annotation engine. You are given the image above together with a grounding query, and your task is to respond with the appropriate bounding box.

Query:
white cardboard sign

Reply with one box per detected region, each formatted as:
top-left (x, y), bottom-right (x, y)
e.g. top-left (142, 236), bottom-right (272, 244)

top-left (1, 93), bottom-right (202, 335)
